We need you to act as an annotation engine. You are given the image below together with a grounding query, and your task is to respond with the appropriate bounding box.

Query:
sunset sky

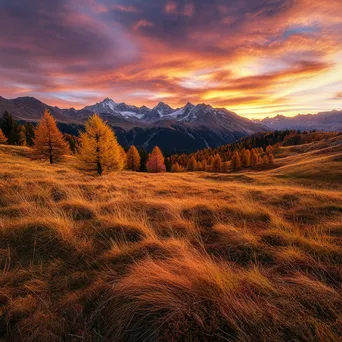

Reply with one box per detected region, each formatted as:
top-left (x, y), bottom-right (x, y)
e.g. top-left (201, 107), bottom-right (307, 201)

top-left (0, 0), bottom-right (341, 118)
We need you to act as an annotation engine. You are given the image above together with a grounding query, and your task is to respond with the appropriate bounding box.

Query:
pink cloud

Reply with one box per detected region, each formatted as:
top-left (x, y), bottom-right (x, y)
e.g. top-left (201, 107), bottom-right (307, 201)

top-left (133, 20), bottom-right (154, 32)
top-left (165, 2), bottom-right (178, 14)
top-left (111, 4), bottom-right (139, 13)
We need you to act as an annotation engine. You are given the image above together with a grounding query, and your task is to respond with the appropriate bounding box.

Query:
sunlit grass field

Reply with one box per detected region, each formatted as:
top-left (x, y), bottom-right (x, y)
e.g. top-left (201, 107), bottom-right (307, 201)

top-left (1, 136), bottom-right (342, 341)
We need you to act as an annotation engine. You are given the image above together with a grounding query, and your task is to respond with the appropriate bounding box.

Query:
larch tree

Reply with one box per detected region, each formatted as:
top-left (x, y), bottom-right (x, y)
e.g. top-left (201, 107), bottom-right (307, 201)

top-left (231, 151), bottom-right (241, 171)
top-left (242, 150), bottom-right (251, 167)
top-left (146, 146), bottom-right (166, 173)
top-left (78, 114), bottom-right (124, 175)
top-left (251, 150), bottom-right (259, 167)
top-left (126, 145), bottom-right (141, 171)
top-left (196, 161), bottom-right (203, 171)
top-left (33, 110), bottom-right (70, 164)
top-left (0, 128), bottom-right (7, 144)
top-left (187, 156), bottom-right (197, 171)
top-left (222, 161), bottom-right (230, 173)
top-left (119, 145), bottom-right (127, 169)
top-left (212, 154), bottom-right (222, 172)
top-left (171, 162), bottom-right (182, 172)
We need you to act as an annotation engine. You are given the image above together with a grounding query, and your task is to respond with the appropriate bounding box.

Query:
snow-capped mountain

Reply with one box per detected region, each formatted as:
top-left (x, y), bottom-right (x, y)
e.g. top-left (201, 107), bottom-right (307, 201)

top-left (83, 97), bottom-right (118, 115)
top-left (80, 98), bottom-right (263, 133)
top-left (0, 96), bottom-right (268, 153)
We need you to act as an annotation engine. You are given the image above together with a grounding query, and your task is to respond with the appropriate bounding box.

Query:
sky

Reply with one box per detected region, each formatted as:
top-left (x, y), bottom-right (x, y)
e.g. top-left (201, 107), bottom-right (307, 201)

top-left (0, 0), bottom-right (341, 118)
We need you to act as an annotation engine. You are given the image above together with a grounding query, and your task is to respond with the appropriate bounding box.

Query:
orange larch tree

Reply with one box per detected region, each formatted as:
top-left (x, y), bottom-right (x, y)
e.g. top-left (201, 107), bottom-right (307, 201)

top-left (231, 151), bottom-right (241, 171)
top-left (77, 114), bottom-right (124, 175)
top-left (242, 149), bottom-right (251, 167)
top-left (187, 156), bottom-right (197, 171)
top-left (146, 146), bottom-right (166, 173)
top-left (212, 154), bottom-right (222, 172)
top-left (222, 161), bottom-right (230, 173)
top-left (33, 110), bottom-right (70, 164)
top-left (0, 128), bottom-right (7, 144)
top-left (126, 145), bottom-right (141, 171)
top-left (251, 150), bottom-right (259, 167)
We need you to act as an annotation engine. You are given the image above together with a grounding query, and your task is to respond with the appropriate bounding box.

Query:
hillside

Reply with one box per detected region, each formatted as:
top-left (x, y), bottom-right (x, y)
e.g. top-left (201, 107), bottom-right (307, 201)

top-left (0, 138), bottom-right (342, 341)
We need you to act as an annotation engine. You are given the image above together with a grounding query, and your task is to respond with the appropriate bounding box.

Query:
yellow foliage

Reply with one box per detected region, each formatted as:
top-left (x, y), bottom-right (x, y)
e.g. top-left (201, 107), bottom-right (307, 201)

top-left (126, 145), bottom-right (141, 171)
top-left (32, 110), bottom-right (70, 164)
top-left (0, 128), bottom-right (7, 144)
top-left (77, 114), bottom-right (124, 175)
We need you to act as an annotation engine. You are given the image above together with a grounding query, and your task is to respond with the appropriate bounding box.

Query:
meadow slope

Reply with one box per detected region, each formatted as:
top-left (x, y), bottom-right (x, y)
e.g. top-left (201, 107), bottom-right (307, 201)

top-left (0, 136), bottom-right (342, 341)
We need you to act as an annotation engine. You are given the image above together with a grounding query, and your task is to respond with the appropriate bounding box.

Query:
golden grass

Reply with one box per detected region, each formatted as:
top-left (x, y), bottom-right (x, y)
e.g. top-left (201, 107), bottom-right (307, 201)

top-left (0, 140), bottom-right (342, 341)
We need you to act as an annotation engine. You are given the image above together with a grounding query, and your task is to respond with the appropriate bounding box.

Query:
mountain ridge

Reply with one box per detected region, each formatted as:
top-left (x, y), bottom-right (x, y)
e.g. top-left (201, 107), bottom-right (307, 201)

top-left (254, 110), bottom-right (342, 132)
top-left (1, 95), bottom-right (340, 153)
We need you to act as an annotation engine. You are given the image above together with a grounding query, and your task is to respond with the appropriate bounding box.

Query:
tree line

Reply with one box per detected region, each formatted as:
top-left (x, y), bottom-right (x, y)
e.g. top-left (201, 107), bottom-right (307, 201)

top-left (0, 111), bottom-right (35, 146)
top-left (168, 146), bottom-right (274, 172)
top-left (0, 110), bottom-right (167, 175)
top-left (0, 110), bottom-right (285, 175)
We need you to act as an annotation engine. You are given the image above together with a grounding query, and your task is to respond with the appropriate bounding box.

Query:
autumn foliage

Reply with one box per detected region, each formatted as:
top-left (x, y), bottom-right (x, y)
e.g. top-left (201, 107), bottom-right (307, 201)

top-left (146, 146), bottom-right (166, 173)
top-left (32, 110), bottom-right (70, 164)
top-left (231, 151), bottom-right (242, 171)
top-left (77, 114), bottom-right (124, 175)
top-left (126, 145), bottom-right (141, 171)
top-left (0, 128), bottom-right (7, 144)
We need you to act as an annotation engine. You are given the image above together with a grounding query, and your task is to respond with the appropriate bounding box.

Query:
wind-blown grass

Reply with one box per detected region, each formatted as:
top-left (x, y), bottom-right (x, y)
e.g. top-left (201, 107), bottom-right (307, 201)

top-left (0, 139), bottom-right (342, 341)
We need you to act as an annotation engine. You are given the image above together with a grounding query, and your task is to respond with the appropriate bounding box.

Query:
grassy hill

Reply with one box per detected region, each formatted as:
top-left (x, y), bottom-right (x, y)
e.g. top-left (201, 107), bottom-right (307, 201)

top-left (0, 137), bottom-right (342, 341)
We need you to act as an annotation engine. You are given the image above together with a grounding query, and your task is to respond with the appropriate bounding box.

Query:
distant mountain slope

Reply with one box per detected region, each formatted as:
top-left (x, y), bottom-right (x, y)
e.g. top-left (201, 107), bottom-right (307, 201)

top-left (256, 110), bottom-right (342, 132)
top-left (0, 96), bottom-right (268, 153)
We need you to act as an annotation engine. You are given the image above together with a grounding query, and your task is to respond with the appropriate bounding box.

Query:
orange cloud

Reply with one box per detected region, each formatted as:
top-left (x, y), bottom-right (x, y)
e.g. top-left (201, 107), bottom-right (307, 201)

top-left (0, 0), bottom-right (341, 118)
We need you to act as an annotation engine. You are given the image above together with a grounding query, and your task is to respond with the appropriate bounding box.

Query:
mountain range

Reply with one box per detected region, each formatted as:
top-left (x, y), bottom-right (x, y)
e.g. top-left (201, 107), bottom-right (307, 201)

top-left (0, 96), bottom-right (341, 153)
top-left (255, 111), bottom-right (342, 132)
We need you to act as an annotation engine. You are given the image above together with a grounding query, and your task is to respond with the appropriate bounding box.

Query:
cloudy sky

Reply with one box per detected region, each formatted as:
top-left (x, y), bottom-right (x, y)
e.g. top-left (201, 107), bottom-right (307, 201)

top-left (0, 0), bottom-right (341, 118)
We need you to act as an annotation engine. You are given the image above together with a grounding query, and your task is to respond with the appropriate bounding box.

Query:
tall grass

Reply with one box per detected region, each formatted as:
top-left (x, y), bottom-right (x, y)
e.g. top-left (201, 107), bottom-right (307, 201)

top-left (0, 142), bottom-right (342, 341)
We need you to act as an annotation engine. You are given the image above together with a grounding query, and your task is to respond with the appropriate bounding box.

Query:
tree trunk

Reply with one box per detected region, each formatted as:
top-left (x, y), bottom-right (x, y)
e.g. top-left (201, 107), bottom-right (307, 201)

top-left (49, 140), bottom-right (53, 164)
top-left (96, 134), bottom-right (102, 175)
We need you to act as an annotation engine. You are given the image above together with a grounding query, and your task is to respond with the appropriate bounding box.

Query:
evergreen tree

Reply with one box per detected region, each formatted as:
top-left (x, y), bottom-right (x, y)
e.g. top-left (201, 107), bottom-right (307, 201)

top-left (78, 114), bottom-right (124, 175)
top-left (24, 122), bottom-right (35, 146)
top-left (33, 110), bottom-right (70, 164)
top-left (0, 128), bottom-right (7, 144)
top-left (231, 151), bottom-right (241, 171)
top-left (0, 111), bottom-right (18, 144)
top-left (17, 125), bottom-right (27, 146)
top-left (138, 148), bottom-right (149, 172)
top-left (146, 146), bottom-right (166, 173)
top-left (126, 145), bottom-right (141, 171)
top-left (64, 134), bottom-right (79, 154)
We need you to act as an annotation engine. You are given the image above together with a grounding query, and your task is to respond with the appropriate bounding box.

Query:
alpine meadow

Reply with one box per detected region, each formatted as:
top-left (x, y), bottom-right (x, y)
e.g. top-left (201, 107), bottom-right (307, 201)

top-left (1, 0), bottom-right (342, 341)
